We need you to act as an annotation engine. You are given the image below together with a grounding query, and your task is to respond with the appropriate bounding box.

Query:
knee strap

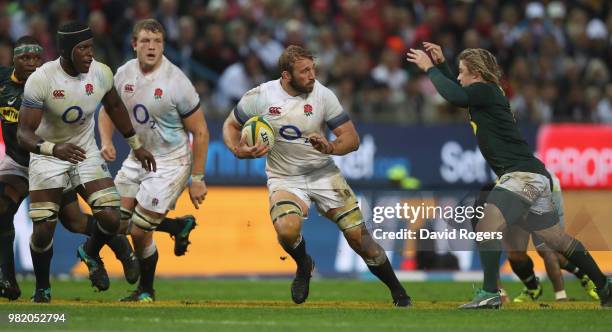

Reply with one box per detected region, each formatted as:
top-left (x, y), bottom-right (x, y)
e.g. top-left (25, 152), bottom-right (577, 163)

top-left (332, 201), bottom-right (363, 231)
top-left (131, 205), bottom-right (163, 231)
top-left (270, 200), bottom-right (303, 223)
top-left (28, 202), bottom-right (59, 223)
top-left (87, 187), bottom-right (120, 214)
top-left (119, 207), bottom-right (133, 233)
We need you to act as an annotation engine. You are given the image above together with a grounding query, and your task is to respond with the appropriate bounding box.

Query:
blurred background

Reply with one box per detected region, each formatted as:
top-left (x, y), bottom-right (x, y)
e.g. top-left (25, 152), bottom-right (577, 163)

top-left (1, 0), bottom-right (611, 281)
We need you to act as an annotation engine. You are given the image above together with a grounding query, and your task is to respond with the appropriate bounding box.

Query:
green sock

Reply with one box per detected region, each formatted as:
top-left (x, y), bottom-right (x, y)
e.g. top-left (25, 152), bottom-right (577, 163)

top-left (478, 239), bottom-right (502, 293)
top-left (564, 239), bottom-right (607, 290)
top-left (560, 260), bottom-right (586, 279)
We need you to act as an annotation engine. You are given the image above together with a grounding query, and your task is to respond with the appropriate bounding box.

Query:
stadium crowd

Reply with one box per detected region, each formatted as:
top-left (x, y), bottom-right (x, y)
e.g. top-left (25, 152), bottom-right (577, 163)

top-left (0, 0), bottom-right (610, 124)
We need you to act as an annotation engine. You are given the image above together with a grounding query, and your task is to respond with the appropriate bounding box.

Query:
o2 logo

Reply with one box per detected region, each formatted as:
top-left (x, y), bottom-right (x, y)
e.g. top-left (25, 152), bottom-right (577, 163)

top-left (133, 104), bottom-right (157, 129)
top-left (279, 125), bottom-right (309, 144)
top-left (61, 106), bottom-right (86, 125)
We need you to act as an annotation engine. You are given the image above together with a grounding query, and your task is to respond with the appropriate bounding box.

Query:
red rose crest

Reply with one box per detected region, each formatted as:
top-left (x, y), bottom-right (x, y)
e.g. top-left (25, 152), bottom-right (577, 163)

top-left (304, 104), bottom-right (313, 117)
top-left (85, 83), bottom-right (94, 96)
top-left (154, 88), bottom-right (163, 100)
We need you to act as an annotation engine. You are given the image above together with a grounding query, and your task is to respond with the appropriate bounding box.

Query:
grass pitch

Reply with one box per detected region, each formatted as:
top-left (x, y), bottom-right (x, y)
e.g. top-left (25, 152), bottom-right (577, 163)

top-left (1, 278), bottom-right (610, 331)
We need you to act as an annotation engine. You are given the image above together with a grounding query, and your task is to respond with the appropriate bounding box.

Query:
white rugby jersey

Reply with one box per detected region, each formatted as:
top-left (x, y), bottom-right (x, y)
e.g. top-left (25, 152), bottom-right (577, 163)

top-left (234, 79), bottom-right (350, 177)
top-left (22, 58), bottom-right (113, 152)
top-left (114, 56), bottom-right (200, 158)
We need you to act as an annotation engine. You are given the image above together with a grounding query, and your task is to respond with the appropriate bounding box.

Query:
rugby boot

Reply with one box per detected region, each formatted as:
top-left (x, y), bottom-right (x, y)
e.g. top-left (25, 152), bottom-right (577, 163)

top-left (291, 255), bottom-right (314, 304)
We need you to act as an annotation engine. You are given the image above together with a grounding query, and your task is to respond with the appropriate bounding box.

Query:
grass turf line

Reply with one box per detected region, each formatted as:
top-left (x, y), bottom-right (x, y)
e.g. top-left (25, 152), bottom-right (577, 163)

top-left (0, 279), bottom-right (610, 332)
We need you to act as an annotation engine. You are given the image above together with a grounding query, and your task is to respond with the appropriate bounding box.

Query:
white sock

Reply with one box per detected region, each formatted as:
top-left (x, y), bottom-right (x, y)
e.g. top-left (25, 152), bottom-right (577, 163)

top-left (555, 290), bottom-right (567, 300)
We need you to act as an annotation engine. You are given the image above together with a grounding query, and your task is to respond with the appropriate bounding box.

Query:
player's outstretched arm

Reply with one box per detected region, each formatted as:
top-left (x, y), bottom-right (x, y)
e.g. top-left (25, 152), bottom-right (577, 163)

top-left (17, 106), bottom-right (86, 163)
top-left (309, 120), bottom-right (359, 156)
top-left (98, 107), bottom-right (116, 161)
top-left (182, 107), bottom-right (209, 209)
top-left (222, 112), bottom-right (269, 159)
top-left (423, 42), bottom-right (456, 82)
top-left (407, 48), bottom-right (469, 107)
top-left (101, 86), bottom-right (156, 172)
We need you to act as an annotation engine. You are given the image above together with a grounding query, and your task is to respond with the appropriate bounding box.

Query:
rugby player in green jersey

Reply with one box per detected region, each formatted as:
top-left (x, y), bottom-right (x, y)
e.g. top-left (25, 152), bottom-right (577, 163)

top-left (407, 42), bottom-right (611, 309)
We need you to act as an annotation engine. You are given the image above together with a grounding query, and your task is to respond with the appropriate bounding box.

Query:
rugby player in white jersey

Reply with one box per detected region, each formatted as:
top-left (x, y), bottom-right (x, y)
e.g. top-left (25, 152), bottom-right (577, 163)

top-left (0, 36), bottom-right (139, 302)
top-left (222, 45), bottom-right (411, 307)
top-left (17, 22), bottom-right (156, 302)
top-left (98, 19), bottom-right (209, 302)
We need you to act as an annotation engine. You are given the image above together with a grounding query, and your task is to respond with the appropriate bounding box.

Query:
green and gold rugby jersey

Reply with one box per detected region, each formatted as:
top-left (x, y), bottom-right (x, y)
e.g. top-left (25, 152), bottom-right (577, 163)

top-left (0, 66), bottom-right (29, 166)
top-left (464, 82), bottom-right (548, 178)
top-left (427, 63), bottom-right (549, 180)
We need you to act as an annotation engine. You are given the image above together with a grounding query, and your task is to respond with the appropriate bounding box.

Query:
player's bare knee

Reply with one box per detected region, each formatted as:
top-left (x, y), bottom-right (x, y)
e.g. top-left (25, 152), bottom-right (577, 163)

top-left (30, 221), bottom-right (56, 249)
top-left (58, 206), bottom-right (88, 234)
top-left (533, 224), bottom-right (572, 252)
top-left (94, 208), bottom-right (120, 233)
top-left (551, 234), bottom-right (573, 253)
top-left (535, 243), bottom-right (554, 258)
top-left (275, 219), bottom-right (301, 245)
top-left (88, 187), bottom-right (121, 232)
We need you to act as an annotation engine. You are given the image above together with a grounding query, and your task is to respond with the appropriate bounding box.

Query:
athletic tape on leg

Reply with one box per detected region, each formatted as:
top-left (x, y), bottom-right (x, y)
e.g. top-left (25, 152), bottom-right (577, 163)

top-left (87, 187), bottom-right (120, 214)
top-left (132, 205), bottom-right (163, 231)
top-left (28, 202), bottom-right (59, 223)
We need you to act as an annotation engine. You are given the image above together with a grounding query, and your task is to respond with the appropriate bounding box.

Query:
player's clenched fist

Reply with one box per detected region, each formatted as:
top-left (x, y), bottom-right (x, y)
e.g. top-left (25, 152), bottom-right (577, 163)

top-left (309, 133), bottom-right (334, 154)
top-left (53, 143), bottom-right (87, 164)
top-left (133, 147), bottom-right (157, 172)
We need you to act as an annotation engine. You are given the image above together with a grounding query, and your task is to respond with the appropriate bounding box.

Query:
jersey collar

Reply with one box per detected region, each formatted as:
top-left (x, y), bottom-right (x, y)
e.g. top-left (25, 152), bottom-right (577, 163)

top-left (10, 70), bottom-right (25, 84)
top-left (277, 79), bottom-right (310, 100)
top-left (138, 56), bottom-right (167, 81)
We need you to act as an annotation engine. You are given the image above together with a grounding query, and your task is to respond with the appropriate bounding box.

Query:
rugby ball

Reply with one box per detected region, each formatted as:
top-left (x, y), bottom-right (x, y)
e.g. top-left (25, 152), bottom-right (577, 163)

top-left (241, 116), bottom-right (275, 148)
